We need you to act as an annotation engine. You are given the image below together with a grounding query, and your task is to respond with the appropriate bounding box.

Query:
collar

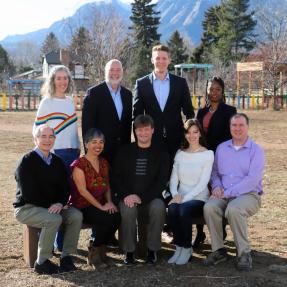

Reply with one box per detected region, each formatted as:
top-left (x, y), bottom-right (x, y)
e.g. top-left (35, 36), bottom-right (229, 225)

top-left (34, 147), bottom-right (53, 165)
top-left (152, 71), bottom-right (170, 81)
top-left (106, 82), bottom-right (121, 94)
top-left (227, 137), bottom-right (252, 149)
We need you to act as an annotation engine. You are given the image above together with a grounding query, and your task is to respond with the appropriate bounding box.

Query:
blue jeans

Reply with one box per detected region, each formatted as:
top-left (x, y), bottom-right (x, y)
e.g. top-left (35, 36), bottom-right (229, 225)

top-left (168, 200), bottom-right (205, 248)
top-left (53, 148), bottom-right (80, 250)
top-left (54, 148), bottom-right (80, 176)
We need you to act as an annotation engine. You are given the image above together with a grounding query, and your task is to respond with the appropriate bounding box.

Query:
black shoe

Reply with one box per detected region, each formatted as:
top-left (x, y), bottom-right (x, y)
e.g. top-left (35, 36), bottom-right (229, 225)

top-left (192, 232), bottom-right (206, 249)
top-left (123, 252), bottom-right (135, 265)
top-left (34, 259), bottom-right (58, 275)
top-left (107, 236), bottom-right (119, 248)
top-left (59, 256), bottom-right (77, 273)
top-left (145, 249), bottom-right (157, 265)
top-left (204, 248), bottom-right (228, 266)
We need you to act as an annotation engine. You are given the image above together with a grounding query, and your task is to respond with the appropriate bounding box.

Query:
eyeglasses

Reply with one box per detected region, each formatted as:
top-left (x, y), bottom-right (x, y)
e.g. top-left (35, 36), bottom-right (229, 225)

top-left (39, 135), bottom-right (55, 139)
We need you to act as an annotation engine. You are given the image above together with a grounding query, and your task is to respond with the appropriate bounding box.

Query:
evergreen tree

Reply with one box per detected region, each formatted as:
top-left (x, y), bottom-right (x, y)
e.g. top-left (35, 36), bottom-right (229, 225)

top-left (130, 0), bottom-right (161, 79)
top-left (192, 0), bottom-right (256, 65)
top-left (0, 44), bottom-right (10, 73)
top-left (0, 44), bottom-right (14, 81)
top-left (69, 27), bottom-right (92, 68)
top-left (41, 32), bottom-right (60, 55)
top-left (191, 5), bottom-right (222, 63)
top-left (167, 30), bottom-right (189, 70)
top-left (215, 0), bottom-right (257, 64)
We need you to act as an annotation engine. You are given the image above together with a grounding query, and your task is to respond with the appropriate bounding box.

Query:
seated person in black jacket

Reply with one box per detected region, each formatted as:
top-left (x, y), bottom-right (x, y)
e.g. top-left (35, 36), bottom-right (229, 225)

top-left (112, 114), bottom-right (170, 265)
top-left (13, 124), bottom-right (83, 275)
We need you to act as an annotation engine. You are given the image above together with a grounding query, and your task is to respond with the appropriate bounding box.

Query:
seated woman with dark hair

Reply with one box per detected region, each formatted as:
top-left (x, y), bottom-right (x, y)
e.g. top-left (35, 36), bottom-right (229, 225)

top-left (13, 124), bottom-right (83, 275)
top-left (69, 128), bottom-right (120, 268)
top-left (167, 119), bottom-right (214, 265)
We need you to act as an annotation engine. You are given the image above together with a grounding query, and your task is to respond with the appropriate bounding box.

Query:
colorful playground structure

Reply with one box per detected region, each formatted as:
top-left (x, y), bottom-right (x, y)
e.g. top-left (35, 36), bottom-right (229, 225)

top-left (1, 61), bottom-right (287, 111)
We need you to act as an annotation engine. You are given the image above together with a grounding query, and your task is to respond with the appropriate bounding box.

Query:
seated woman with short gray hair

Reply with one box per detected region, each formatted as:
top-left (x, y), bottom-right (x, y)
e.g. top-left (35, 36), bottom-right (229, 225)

top-left (13, 124), bottom-right (83, 275)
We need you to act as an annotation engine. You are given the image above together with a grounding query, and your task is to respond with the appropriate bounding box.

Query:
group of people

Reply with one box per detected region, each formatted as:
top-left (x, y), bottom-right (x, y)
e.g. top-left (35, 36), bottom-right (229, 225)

top-left (13, 44), bottom-right (264, 275)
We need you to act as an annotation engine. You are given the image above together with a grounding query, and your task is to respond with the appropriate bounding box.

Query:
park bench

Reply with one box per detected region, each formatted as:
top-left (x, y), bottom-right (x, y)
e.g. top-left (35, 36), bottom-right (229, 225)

top-left (23, 217), bottom-right (207, 267)
top-left (23, 223), bottom-right (93, 267)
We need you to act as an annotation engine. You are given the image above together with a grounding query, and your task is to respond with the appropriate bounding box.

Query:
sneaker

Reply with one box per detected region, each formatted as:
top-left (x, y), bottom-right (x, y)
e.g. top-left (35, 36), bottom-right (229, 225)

top-left (59, 256), bottom-right (77, 273)
top-left (175, 247), bottom-right (192, 265)
top-left (236, 252), bottom-right (252, 271)
top-left (204, 248), bottom-right (228, 266)
top-left (34, 259), bottom-right (58, 275)
top-left (123, 252), bottom-right (135, 265)
top-left (146, 249), bottom-right (157, 265)
top-left (168, 246), bottom-right (182, 264)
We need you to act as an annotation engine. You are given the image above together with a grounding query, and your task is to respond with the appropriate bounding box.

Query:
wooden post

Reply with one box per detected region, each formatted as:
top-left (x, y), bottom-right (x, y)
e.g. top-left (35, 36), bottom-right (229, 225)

top-left (237, 71), bottom-right (240, 96)
top-left (23, 225), bottom-right (40, 267)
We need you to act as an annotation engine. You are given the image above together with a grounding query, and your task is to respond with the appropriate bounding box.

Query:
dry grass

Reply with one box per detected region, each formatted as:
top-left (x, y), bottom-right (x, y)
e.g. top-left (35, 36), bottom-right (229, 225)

top-left (0, 110), bottom-right (286, 287)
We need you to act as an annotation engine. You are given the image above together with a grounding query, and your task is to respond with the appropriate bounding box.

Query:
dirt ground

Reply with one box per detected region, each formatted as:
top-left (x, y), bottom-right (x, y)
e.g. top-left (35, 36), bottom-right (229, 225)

top-left (0, 110), bottom-right (286, 287)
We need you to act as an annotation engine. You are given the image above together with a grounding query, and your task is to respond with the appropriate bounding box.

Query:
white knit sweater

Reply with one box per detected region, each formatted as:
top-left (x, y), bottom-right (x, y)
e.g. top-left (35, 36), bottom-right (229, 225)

top-left (33, 97), bottom-right (80, 150)
top-left (169, 149), bottom-right (214, 203)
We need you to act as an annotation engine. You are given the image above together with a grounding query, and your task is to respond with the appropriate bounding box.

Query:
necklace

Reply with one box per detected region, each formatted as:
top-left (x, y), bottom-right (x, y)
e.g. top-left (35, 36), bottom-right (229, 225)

top-left (209, 106), bottom-right (217, 113)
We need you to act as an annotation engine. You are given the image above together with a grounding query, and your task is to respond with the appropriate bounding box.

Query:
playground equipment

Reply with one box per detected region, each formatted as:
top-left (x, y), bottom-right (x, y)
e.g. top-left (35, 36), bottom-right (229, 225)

top-left (237, 61), bottom-right (287, 109)
top-left (5, 79), bottom-right (44, 111)
top-left (174, 63), bottom-right (214, 108)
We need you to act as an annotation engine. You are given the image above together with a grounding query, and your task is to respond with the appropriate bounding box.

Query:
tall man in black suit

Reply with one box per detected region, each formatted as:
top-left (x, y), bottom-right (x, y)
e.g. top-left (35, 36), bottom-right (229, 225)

top-left (82, 59), bottom-right (132, 245)
top-left (133, 44), bottom-right (195, 162)
top-left (82, 59), bottom-right (132, 165)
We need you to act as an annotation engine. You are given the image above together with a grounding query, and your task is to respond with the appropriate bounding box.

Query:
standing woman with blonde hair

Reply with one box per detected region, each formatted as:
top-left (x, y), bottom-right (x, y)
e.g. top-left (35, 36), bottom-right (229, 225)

top-left (33, 65), bottom-right (81, 250)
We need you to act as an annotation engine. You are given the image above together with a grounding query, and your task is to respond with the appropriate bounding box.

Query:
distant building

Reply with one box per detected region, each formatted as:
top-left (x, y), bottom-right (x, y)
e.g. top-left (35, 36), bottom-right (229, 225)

top-left (42, 49), bottom-right (89, 91)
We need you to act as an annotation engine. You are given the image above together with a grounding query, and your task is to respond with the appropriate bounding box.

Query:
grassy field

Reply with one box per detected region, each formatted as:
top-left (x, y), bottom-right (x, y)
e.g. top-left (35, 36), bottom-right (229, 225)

top-left (0, 110), bottom-right (286, 287)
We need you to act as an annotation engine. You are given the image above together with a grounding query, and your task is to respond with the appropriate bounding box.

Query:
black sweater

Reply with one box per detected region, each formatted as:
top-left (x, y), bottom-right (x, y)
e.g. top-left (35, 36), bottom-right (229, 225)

top-left (111, 143), bottom-right (170, 205)
top-left (13, 151), bottom-right (70, 208)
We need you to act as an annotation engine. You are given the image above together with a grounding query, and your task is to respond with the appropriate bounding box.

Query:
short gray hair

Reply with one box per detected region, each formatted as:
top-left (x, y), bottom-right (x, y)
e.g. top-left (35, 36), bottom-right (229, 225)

top-left (33, 124), bottom-right (55, 138)
top-left (104, 59), bottom-right (123, 80)
top-left (83, 128), bottom-right (105, 145)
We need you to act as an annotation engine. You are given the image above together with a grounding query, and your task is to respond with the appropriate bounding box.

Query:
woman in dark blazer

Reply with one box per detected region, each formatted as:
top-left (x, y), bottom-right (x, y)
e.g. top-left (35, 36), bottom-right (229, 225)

top-left (194, 76), bottom-right (237, 247)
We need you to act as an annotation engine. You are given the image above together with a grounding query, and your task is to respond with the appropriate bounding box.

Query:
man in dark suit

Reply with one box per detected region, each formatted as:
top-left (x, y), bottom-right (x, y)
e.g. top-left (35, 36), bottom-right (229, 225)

top-left (82, 59), bottom-right (132, 165)
top-left (82, 59), bottom-right (132, 246)
top-left (133, 44), bottom-right (194, 162)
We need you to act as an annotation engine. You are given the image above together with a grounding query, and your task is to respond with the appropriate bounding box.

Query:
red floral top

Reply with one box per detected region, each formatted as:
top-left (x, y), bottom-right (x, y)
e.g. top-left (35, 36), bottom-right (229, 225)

top-left (69, 156), bottom-right (110, 209)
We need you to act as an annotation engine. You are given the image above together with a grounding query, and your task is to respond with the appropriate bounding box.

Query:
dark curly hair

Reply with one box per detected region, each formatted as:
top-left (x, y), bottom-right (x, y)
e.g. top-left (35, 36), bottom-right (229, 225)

top-left (205, 76), bottom-right (225, 107)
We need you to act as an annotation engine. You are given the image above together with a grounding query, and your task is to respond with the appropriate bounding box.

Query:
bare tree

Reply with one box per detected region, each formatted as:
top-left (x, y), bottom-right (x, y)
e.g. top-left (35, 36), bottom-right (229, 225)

top-left (11, 41), bottom-right (41, 70)
top-left (256, 8), bottom-right (287, 109)
top-left (87, 8), bottom-right (132, 84)
top-left (64, 6), bottom-right (133, 87)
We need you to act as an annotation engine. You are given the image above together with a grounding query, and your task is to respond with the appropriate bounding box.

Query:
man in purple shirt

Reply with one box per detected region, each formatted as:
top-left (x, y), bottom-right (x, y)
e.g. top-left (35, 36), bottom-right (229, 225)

top-left (203, 113), bottom-right (264, 271)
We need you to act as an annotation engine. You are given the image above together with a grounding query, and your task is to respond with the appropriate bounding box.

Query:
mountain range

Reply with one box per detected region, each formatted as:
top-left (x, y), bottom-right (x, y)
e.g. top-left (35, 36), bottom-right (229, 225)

top-left (1, 0), bottom-right (287, 55)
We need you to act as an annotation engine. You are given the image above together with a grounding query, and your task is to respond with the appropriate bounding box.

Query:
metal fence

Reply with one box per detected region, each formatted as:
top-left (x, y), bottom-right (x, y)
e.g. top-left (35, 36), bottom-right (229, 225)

top-left (1, 92), bottom-right (287, 111)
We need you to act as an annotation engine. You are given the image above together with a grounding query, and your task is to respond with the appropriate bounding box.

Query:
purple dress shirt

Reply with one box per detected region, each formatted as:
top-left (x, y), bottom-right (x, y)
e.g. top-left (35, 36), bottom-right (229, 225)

top-left (211, 138), bottom-right (265, 198)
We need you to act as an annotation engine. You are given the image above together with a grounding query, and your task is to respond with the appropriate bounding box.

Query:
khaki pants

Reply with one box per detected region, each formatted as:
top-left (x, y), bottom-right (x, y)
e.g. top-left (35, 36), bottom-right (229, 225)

top-left (204, 192), bottom-right (261, 257)
top-left (119, 198), bottom-right (166, 253)
top-left (15, 204), bottom-right (83, 264)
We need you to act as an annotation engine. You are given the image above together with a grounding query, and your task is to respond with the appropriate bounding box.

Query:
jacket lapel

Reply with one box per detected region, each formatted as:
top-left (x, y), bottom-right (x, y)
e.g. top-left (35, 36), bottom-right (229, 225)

top-left (163, 73), bottom-right (173, 112)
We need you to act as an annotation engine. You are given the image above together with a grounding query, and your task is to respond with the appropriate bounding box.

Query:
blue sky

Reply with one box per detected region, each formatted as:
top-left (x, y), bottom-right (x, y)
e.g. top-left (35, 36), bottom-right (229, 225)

top-left (0, 0), bottom-right (132, 40)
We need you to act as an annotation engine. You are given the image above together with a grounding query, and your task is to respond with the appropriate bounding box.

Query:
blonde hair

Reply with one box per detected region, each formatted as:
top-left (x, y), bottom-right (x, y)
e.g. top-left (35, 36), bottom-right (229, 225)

top-left (41, 65), bottom-right (75, 98)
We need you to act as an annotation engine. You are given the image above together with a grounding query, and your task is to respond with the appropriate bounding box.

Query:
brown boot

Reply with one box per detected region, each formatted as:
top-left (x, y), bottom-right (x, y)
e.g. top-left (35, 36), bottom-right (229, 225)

top-left (87, 242), bottom-right (108, 269)
top-left (99, 245), bottom-right (114, 266)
